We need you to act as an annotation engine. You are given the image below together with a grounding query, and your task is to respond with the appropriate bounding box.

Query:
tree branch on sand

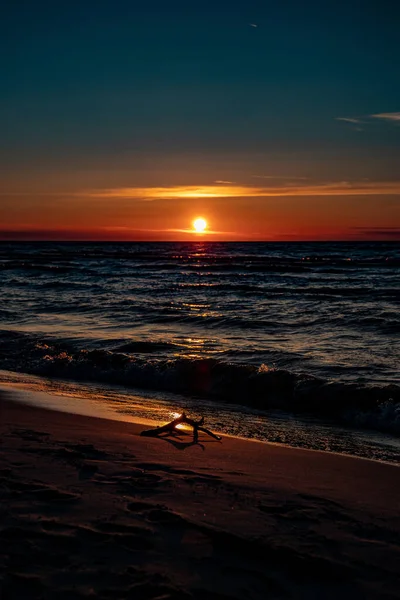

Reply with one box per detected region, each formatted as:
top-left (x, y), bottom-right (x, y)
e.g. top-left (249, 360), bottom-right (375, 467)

top-left (140, 412), bottom-right (222, 442)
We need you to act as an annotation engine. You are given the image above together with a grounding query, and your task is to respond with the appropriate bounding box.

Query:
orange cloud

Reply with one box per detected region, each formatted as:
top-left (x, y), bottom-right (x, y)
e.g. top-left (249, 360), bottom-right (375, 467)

top-left (83, 181), bottom-right (400, 200)
top-left (370, 112), bottom-right (400, 122)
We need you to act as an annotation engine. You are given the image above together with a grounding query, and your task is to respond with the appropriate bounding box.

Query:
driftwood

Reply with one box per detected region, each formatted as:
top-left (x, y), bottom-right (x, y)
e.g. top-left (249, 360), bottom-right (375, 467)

top-left (140, 412), bottom-right (222, 442)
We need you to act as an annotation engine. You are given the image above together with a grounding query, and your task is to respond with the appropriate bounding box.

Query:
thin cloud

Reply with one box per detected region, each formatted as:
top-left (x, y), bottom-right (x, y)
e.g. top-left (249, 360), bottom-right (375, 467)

top-left (0, 229), bottom-right (106, 241)
top-left (336, 117), bottom-right (362, 124)
top-left (0, 228), bottom-right (243, 241)
top-left (249, 23), bottom-right (258, 28)
top-left (214, 180), bottom-right (236, 184)
top-left (3, 181), bottom-right (400, 200)
top-left (351, 227), bottom-right (400, 239)
top-left (252, 175), bottom-right (309, 180)
top-left (165, 228), bottom-right (240, 235)
top-left (337, 112), bottom-right (400, 125)
top-left (84, 181), bottom-right (400, 200)
top-left (370, 112), bottom-right (400, 122)
top-left (0, 192), bottom-right (70, 196)
top-left (99, 227), bottom-right (240, 235)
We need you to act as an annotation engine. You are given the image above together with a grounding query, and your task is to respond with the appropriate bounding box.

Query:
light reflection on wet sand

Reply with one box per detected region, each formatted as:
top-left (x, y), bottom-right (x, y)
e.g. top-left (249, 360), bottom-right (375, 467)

top-left (1, 369), bottom-right (399, 465)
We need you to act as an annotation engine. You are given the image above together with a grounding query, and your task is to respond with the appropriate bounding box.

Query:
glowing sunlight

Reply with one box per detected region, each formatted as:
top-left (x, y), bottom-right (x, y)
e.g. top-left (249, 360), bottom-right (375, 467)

top-left (193, 218), bottom-right (207, 233)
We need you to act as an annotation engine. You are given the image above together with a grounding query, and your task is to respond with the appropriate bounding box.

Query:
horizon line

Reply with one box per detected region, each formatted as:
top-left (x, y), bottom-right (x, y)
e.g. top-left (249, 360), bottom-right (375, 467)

top-left (0, 238), bottom-right (398, 243)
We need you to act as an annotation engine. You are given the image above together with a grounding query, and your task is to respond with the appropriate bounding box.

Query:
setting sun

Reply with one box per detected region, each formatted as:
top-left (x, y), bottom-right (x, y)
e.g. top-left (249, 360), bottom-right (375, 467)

top-left (193, 217), bottom-right (207, 233)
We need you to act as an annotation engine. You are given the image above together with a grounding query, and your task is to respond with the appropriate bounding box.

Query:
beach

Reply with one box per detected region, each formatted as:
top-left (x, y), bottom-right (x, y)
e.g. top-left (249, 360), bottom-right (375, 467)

top-left (2, 0), bottom-right (400, 596)
top-left (1, 393), bottom-right (399, 600)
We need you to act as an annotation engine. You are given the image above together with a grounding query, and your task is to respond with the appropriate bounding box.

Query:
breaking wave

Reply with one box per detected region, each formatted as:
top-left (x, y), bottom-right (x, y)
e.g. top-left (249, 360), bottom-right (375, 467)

top-left (1, 330), bottom-right (398, 435)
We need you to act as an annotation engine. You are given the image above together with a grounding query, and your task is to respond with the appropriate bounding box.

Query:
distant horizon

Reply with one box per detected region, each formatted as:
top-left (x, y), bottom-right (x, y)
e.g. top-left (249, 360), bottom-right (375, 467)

top-left (1, 235), bottom-right (398, 243)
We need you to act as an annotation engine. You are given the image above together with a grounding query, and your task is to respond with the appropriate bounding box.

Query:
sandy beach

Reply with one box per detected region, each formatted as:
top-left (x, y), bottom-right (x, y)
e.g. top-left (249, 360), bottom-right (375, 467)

top-left (1, 394), bottom-right (399, 600)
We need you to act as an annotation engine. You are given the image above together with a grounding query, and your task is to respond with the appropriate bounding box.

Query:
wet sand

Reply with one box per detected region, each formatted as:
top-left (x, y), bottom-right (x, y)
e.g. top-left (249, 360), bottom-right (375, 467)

top-left (1, 394), bottom-right (399, 599)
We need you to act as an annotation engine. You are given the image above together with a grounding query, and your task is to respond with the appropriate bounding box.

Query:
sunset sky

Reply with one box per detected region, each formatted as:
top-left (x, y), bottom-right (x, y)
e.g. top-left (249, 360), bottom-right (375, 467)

top-left (1, 0), bottom-right (399, 241)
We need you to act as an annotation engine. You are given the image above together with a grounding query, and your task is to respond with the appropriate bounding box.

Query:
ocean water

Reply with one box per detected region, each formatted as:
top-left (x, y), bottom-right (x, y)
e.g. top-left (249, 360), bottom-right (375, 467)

top-left (0, 241), bottom-right (399, 457)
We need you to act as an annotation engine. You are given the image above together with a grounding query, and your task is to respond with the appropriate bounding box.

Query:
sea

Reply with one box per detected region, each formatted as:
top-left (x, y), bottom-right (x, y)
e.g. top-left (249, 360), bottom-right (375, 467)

top-left (1, 241), bottom-right (399, 463)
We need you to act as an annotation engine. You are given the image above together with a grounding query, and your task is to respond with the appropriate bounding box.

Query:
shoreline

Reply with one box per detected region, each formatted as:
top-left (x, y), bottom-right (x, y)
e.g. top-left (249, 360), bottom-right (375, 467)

top-left (1, 331), bottom-right (399, 432)
top-left (3, 383), bottom-right (400, 469)
top-left (1, 374), bottom-right (400, 467)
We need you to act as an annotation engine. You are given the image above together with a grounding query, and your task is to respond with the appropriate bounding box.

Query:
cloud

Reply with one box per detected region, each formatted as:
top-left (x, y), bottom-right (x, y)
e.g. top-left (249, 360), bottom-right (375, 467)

top-left (351, 227), bottom-right (400, 239)
top-left (250, 23), bottom-right (258, 28)
top-left (83, 181), bottom-right (400, 200)
top-left (0, 229), bottom-right (105, 241)
top-left (165, 228), bottom-right (240, 235)
top-left (336, 117), bottom-right (362, 124)
top-left (214, 180), bottom-right (236, 184)
top-left (0, 227), bottom-right (241, 241)
top-left (252, 175), bottom-right (309, 180)
top-left (337, 112), bottom-right (400, 126)
top-left (3, 181), bottom-right (399, 202)
top-left (370, 112), bottom-right (400, 122)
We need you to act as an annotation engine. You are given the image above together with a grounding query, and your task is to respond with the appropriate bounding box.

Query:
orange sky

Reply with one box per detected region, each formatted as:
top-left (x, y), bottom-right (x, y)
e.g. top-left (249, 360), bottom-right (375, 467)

top-left (1, 180), bottom-right (399, 241)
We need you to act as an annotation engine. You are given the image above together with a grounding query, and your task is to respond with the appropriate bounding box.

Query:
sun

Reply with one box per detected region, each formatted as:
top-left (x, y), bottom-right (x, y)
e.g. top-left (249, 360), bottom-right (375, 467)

top-left (193, 217), bottom-right (207, 233)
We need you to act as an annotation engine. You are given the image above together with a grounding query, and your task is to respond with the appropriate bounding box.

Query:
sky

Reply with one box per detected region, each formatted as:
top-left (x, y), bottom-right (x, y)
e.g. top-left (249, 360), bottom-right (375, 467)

top-left (1, 0), bottom-right (399, 241)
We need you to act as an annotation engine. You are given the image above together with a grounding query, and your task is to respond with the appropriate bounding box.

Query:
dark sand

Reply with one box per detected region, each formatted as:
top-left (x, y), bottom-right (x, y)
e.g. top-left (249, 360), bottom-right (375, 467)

top-left (1, 395), bottom-right (399, 599)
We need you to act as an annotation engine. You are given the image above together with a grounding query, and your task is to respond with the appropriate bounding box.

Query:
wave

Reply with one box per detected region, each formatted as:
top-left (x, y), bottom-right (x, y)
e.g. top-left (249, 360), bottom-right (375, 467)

top-left (114, 340), bottom-right (180, 353)
top-left (1, 242), bottom-right (399, 273)
top-left (172, 282), bottom-right (399, 297)
top-left (0, 261), bottom-right (75, 273)
top-left (0, 330), bottom-right (398, 435)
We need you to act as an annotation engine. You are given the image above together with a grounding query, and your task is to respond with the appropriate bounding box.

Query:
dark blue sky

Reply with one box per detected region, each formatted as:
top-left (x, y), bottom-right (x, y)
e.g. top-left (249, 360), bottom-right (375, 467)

top-left (1, 0), bottom-right (399, 240)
